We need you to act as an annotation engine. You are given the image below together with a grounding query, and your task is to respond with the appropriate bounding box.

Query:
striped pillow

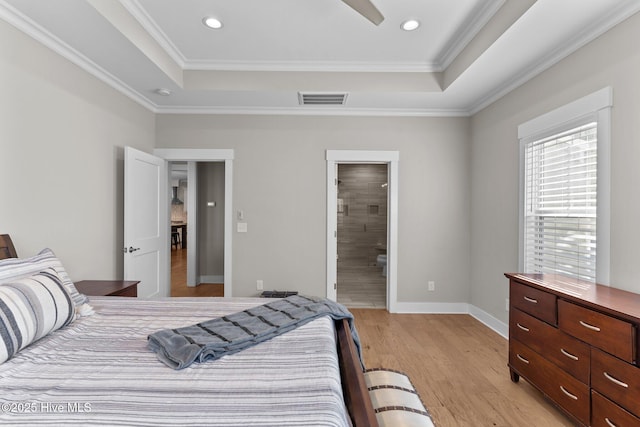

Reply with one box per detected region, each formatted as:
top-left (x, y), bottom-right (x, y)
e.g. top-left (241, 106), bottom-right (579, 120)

top-left (0, 268), bottom-right (75, 364)
top-left (0, 248), bottom-right (92, 316)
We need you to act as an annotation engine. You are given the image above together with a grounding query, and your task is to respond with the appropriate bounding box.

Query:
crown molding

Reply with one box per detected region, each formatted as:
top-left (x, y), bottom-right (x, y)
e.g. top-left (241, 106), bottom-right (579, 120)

top-left (435, 0), bottom-right (505, 71)
top-left (467, 0), bottom-right (640, 115)
top-left (154, 105), bottom-right (470, 117)
top-left (0, 0), bottom-right (156, 112)
top-left (183, 59), bottom-right (438, 73)
top-left (120, 0), bottom-right (186, 68)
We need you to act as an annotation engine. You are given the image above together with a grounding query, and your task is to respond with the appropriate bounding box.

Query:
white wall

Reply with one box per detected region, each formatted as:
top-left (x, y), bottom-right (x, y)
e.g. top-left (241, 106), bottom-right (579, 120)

top-left (0, 20), bottom-right (155, 281)
top-left (470, 11), bottom-right (640, 323)
top-left (156, 115), bottom-right (471, 299)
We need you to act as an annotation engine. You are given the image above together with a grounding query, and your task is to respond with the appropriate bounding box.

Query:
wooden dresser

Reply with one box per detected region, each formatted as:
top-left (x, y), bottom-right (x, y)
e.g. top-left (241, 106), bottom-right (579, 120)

top-left (74, 280), bottom-right (139, 297)
top-left (505, 273), bottom-right (640, 427)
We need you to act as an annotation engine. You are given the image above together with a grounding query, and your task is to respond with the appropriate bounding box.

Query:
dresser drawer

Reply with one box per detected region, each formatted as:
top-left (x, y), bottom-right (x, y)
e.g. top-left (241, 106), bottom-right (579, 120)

top-left (510, 339), bottom-right (589, 425)
top-left (111, 285), bottom-right (137, 297)
top-left (592, 348), bottom-right (640, 418)
top-left (592, 391), bottom-right (640, 427)
top-left (511, 308), bottom-right (590, 383)
top-left (559, 300), bottom-right (636, 363)
top-left (510, 282), bottom-right (557, 325)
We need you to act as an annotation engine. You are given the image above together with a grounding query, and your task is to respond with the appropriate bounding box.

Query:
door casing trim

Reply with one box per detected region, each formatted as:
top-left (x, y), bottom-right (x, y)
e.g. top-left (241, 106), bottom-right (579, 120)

top-left (155, 148), bottom-right (234, 297)
top-left (326, 150), bottom-right (399, 312)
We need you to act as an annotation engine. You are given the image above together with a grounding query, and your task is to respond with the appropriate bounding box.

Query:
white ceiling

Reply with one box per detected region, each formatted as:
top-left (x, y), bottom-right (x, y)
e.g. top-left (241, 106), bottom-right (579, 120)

top-left (2, 0), bottom-right (639, 116)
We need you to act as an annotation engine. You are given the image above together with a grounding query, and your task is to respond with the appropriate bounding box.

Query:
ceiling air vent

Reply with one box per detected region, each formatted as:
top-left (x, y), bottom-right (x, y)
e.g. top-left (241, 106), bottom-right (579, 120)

top-left (298, 92), bottom-right (348, 106)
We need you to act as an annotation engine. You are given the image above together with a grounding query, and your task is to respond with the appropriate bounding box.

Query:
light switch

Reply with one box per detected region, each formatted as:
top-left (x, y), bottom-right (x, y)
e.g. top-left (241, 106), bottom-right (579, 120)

top-left (237, 222), bottom-right (248, 233)
top-left (237, 210), bottom-right (244, 220)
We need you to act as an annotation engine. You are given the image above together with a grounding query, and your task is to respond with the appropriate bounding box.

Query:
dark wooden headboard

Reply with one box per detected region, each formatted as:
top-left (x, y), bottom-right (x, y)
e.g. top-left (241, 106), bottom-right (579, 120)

top-left (0, 234), bottom-right (18, 260)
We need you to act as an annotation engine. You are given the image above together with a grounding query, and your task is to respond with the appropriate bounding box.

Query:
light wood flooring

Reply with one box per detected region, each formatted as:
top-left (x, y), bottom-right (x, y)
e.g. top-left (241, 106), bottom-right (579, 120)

top-left (170, 248), bottom-right (224, 297)
top-left (352, 309), bottom-right (574, 427)
top-left (168, 249), bottom-right (573, 426)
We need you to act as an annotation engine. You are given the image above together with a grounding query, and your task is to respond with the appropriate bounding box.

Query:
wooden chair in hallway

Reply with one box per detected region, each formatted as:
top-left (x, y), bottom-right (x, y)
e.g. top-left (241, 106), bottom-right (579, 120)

top-left (171, 227), bottom-right (181, 250)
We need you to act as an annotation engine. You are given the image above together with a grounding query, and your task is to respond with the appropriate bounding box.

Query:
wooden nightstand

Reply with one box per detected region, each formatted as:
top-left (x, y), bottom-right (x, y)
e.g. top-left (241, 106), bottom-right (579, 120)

top-left (74, 280), bottom-right (139, 297)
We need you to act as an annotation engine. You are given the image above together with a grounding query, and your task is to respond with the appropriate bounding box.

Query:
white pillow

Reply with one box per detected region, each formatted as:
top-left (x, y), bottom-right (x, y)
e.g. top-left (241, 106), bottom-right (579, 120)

top-left (0, 268), bottom-right (75, 364)
top-left (0, 248), bottom-right (93, 316)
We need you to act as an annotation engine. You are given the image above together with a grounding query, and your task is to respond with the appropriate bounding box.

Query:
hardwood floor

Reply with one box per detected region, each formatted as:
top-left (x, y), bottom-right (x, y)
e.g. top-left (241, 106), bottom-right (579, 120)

top-left (352, 309), bottom-right (574, 427)
top-left (169, 248), bottom-right (572, 426)
top-left (170, 248), bottom-right (223, 297)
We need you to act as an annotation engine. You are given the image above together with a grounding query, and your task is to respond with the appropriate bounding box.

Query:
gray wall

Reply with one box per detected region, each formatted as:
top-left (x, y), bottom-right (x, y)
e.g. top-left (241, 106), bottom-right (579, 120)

top-left (470, 11), bottom-right (640, 323)
top-left (197, 162), bottom-right (225, 280)
top-left (0, 19), bottom-right (155, 280)
top-left (156, 115), bottom-right (471, 300)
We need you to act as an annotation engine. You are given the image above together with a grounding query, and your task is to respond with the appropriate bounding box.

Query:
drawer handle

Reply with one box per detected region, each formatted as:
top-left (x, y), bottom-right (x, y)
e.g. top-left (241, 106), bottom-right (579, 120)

top-left (516, 323), bottom-right (530, 332)
top-left (516, 354), bottom-right (530, 364)
top-left (523, 296), bottom-right (538, 304)
top-left (560, 348), bottom-right (579, 361)
top-left (604, 372), bottom-right (629, 388)
top-left (579, 320), bottom-right (601, 332)
top-left (560, 385), bottom-right (578, 400)
top-left (605, 418), bottom-right (618, 427)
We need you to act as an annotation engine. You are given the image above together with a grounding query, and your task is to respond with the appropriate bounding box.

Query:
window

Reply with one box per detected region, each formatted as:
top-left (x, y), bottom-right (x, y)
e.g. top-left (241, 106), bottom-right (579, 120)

top-left (518, 88), bottom-right (611, 283)
top-left (523, 122), bottom-right (597, 281)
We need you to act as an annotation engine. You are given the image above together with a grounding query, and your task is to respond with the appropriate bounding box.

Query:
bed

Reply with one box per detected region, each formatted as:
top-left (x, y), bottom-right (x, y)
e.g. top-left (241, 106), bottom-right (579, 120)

top-left (0, 236), bottom-right (377, 427)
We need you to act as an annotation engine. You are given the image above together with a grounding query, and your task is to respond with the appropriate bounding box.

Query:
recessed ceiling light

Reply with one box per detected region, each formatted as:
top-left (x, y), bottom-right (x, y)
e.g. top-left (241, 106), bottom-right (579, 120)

top-left (401, 19), bottom-right (420, 31)
top-left (203, 17), bottom-right (223, 29)
top-left (155, 88), bottom-right (171, 96)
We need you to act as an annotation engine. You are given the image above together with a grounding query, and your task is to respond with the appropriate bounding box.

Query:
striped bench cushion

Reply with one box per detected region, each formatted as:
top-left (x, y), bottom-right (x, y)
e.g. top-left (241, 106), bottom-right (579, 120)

top-left (365, 368), bottom-right (436, 427)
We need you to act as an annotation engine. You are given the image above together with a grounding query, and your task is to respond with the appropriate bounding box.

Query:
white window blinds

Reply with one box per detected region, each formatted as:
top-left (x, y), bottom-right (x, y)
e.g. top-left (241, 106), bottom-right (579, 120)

top-left (523, 122), bottom-right (598, 282)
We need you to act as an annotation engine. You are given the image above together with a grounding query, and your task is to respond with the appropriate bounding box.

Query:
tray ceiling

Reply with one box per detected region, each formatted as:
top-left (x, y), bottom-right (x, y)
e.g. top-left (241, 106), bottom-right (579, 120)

top-left (1, 0), bottom-right (639, 116)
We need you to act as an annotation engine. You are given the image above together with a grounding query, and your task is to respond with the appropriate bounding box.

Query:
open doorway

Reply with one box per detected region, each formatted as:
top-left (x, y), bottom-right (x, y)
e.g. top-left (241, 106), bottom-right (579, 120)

top-left (169, 162), bottom-right (188, 294)
top-left (336, 164), bottom-right (388, 308)
top-left (326, 150), bottom-right (399, 312)
top-left (169, 161), bottom-right (225, 297)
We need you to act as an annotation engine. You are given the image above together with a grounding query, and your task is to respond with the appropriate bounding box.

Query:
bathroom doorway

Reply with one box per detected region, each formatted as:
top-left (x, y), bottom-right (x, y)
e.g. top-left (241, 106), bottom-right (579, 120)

top-left (336, 164), bottom-right (388, 308)
top-left (326, 149), bottom-right (398, 311)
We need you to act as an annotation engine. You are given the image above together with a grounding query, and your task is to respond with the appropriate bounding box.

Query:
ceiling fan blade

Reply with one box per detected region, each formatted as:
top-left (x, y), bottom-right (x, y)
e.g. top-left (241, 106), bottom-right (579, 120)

top-left (341, 0), bottom-right (385, 25)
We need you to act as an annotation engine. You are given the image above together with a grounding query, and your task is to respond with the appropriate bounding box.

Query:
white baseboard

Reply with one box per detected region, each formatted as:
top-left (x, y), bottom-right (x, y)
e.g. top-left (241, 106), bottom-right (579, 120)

top-left (393, 302), bottom-right (470, 314)
top-left (198, 275), bottom-right (224, 285)
top-left (468, 305), bottom-right (508, 339)
top-left (392, 302), bottom-right (508, 339)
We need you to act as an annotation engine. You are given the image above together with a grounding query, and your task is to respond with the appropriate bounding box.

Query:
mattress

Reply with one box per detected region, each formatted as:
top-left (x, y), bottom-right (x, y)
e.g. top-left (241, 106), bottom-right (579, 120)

top-left (0, 297), bottom-right (350, 426)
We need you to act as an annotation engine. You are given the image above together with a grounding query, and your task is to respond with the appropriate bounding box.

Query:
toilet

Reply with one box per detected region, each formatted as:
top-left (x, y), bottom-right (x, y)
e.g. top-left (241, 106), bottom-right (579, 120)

top-left (376, 254), bottom-right (387, 277)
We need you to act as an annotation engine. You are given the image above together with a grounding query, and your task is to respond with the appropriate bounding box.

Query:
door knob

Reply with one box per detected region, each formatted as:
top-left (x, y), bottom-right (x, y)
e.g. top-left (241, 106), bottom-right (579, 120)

top-left (128, 246), bottom-right (140, 253)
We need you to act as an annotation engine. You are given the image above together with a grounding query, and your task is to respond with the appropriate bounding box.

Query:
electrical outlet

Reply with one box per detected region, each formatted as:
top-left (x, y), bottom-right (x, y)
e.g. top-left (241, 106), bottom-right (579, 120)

top-left (506, 298), bottom-right (510, 312)
top-left (257, 280), bottom-right (263, 291)
top-left (428, 281), bottom-right (435, 291)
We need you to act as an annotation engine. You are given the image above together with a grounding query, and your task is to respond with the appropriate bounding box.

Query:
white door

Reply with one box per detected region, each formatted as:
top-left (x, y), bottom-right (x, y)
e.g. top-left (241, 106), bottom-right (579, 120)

top-left (326, 162), bottom-right (338, 301)
top-left (124, 147), bottom-right (168, 298)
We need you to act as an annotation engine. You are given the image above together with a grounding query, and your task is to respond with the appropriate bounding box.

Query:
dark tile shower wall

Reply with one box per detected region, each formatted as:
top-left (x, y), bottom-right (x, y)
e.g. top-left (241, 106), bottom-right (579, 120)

top-left (337, 164), bottom-right (388, 266)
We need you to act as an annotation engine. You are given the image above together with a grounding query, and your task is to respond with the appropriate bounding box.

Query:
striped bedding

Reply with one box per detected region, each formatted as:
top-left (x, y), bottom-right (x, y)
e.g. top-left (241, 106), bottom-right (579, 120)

top-left (0, 297), bottom-right (351, 427)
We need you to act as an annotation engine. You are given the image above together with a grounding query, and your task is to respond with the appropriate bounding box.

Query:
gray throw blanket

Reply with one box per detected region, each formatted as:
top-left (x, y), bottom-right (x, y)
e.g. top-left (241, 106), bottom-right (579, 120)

top-left (147, 295), bottom-right (363, 370)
